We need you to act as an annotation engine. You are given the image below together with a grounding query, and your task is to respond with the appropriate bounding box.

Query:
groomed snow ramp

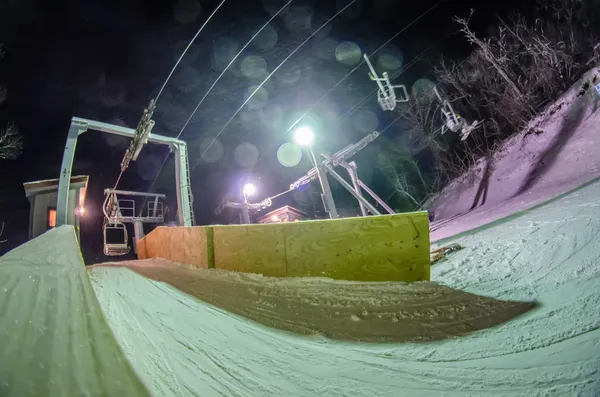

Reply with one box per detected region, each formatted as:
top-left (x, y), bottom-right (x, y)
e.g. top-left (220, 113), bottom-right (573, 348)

top-left (95, 259), bottom-right (537, 343)
top-left (0, 226), bottom-right (149, 397)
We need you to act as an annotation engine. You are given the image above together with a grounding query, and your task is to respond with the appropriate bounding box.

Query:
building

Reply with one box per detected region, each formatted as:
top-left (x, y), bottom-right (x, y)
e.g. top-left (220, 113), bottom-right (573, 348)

top-left (23, 176), bottom-right (89, 240)
top-left (257, 205), bottom-right (308, 224)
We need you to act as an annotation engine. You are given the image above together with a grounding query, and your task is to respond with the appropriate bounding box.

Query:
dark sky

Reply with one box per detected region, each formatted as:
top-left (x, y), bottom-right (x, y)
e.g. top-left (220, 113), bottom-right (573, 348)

top-left (0, 0), bottom-right (534, 260)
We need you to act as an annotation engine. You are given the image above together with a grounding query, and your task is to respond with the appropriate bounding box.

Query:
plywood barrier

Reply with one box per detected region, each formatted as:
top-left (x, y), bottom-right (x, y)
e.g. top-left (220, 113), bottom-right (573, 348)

top-left (138, 212), bottom-right (430, 282)
top-left (139, 227), bottom-right (212, 268)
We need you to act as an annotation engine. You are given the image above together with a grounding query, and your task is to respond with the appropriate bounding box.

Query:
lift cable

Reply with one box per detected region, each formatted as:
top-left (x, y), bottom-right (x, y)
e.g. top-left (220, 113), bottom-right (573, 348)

top-left (285, 0), bottom-right (447, 134)
top-left (140, 0), bottom-right (357, 210)
top-left (109, 0), bottom-right (228, 195)
top-left (196, 0), bottom-right (360, 164)
top-left (232, 13), bottom-right (452, 195)
top-left (137, 1), bottom-right (293, 214)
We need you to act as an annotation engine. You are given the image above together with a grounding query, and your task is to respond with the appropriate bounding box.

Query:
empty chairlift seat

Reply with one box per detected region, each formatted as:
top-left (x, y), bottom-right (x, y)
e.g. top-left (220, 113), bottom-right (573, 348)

top-left (103, 221), bottom-right (130, 256)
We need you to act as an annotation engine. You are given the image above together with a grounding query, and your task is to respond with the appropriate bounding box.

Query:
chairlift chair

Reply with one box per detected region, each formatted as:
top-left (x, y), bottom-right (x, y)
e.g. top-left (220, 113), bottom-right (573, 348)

top-left (434, 87), bottom-right (481, 141)
top-left (102, 220), bottom-right (130, 256)
top-left (102, 189), bottom-right (131, 256)
top-left (363, 54), bottom-right (409, 111)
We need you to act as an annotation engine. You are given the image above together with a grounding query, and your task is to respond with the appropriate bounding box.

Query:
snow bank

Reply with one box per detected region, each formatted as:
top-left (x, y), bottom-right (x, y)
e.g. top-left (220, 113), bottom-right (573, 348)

top-left (89, 178), bottom-right (600, 396)
top-left (0, 226), bottom-right (149, 397)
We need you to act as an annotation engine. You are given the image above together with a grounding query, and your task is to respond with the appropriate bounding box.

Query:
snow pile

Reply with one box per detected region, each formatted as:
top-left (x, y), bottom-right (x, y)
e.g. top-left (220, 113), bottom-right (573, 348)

top-left (89, 178), bottom-right (600, 396)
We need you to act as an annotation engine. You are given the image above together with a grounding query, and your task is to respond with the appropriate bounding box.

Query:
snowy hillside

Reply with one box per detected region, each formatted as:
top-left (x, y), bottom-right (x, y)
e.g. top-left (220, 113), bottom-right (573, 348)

top-left (89, 176), bottom-right (600, 396)
top-left (429, 67), bottom-right (600, 241)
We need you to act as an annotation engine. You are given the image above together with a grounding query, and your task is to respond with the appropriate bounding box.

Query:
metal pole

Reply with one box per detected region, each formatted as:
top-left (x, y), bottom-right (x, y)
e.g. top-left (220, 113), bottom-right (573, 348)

top-left (172, 141), bottom-right (194, 226)
top-left (309, 148), bottom-right (338, 219)
top-left (357, 180), bottom-right (395, 214)
top-left (56, 121), bottom-right (87, 226)
top-left (322, 163), bottom-right (381, 215)
top-left (344, 162), bottom-right (368, 216)
top-left (133, 221), bottom-right (144, 254)
top-left (240, 202), bottom-right (251, 224)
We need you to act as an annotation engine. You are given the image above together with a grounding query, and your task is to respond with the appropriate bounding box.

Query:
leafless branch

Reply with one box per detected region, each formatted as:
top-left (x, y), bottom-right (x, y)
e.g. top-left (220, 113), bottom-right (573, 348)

top-left (0, 124), bottom-right (23, 160)
top-left (0, 221), bottom-right (7, 244)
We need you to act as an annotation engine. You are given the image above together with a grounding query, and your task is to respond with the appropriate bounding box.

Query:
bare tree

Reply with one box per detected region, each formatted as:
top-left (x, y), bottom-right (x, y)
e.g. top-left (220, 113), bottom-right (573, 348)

top-left (0, 124), bottom-right (22, 160)
top-left (0, 45), bottom-right (23, 160)
top-left (377, 138), bottom-right (441, 211)
top-left (391, 0), bottom-right (597, 184)
top-left (0, 221), bottom-right (6, 244)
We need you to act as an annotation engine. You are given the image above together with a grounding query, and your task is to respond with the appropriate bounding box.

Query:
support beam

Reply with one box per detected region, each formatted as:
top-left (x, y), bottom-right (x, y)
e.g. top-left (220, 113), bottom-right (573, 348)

top-left (309, 148), bottom-right (338, 219)
top-left (356, 179), bottom-right (395, 214)
top-left (59, 117), bottom-right (194, 228)
top-left (322, 164), bottom-right (381, 216)
top-left (71, 117), bottom-right (182, 146)
top-left (172, 141), bottom-right (194, 226)
top-left (133, 221), bottom-right (145, 254)
top-left (344, 162), bottom-right (368, 216)
top-left (341, 161), bottom-right (395, 215)
top-left (56, 122), bottom-right (87, 226)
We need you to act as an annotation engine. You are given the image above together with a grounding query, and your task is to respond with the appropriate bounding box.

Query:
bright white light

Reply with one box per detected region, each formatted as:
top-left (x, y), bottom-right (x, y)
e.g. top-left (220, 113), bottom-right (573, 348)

top-left (271, 214), bottom-right (280, 222)
top-left (294, 126), bottom-right (314, 146)
top-left (75, 207), bottom-right (85, 216)
top-left (243, 183), bottom-right (256, 197)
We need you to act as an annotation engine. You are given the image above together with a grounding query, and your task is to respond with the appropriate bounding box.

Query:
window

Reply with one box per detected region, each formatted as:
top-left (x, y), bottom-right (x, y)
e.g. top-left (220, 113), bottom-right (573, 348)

top-left (47, 207), bottom-right (57, 228)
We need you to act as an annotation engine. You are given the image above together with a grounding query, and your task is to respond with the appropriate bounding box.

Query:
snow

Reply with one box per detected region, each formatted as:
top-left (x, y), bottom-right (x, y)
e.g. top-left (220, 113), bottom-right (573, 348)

top-left (88, 176), bottom-right (600, 396)
top-left (0, 226), bottom-right (149, 396)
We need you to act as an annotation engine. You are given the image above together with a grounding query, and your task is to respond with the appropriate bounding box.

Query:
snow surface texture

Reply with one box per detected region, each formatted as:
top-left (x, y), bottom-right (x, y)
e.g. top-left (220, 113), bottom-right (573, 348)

top-left (0, 226), bottom-right (149, 397)
top-left (430, 68), bottom-right (600, 241)
top-left (89, 178), bottom-right (600, 396)
top-left (91, 259), bottom-right (535, 343)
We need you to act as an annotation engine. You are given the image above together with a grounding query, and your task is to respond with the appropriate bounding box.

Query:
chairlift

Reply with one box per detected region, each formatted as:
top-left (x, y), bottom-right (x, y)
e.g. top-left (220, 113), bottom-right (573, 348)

top-left (434, 87), bottom-right (481, 141)
top-left (102, 190), bottom-right (130, 256)
top-left (101, 188), bottom-right (167, 256)
top-left (103, 221), bottom-right (130, 256)
top-left (363, 54), bottom-right (409, 111)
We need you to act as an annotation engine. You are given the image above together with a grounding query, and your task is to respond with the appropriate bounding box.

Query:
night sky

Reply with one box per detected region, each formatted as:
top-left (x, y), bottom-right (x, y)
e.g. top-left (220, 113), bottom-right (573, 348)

top-left (0, 0), bottom-right (534, 261)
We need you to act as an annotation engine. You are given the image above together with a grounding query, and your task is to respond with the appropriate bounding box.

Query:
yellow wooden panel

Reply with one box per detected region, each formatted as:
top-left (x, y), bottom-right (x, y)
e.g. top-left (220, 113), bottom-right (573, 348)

top-left (283, 212), bottom-right (430, 282)
top-left (212, 224), bottom-right (287, 277)
top-left (143, 227), bottom-right (161, 258)
top-left (163, 227), bottom-right (210, 268)
top-left (137, 236), bottom-right (148, 259)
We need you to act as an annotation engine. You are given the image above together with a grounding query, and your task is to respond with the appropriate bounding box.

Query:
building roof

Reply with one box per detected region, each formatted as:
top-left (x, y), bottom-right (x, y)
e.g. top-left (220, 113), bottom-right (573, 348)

top-left (23, 175), bottom-right (89, 197)
top-left (257, 205), bottom-right (308, 222)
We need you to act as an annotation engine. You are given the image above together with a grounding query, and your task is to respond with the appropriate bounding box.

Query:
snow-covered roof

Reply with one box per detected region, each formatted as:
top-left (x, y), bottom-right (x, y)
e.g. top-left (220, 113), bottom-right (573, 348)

top-left (23, 175), bottom-right (89, 197)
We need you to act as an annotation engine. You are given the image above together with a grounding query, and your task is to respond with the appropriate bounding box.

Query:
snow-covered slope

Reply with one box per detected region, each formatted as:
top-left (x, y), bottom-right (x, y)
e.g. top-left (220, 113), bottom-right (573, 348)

top-left (429, 68), bottom-right (600, 242)
top-left (89, 177), bottom-right (600, 396)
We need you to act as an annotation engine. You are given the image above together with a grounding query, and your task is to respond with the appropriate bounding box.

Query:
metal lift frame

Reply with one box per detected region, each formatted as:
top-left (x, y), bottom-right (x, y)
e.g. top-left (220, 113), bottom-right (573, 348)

top-left (290, 131), bottom-right (395, 219)
top-left (102, 188), bottom-right (167, 254)
top-left (56, 117), bottom-right (194, 229)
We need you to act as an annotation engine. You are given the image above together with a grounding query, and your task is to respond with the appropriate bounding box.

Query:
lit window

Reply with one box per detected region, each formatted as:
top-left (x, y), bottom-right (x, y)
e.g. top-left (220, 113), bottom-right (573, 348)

top-left (47, 208), bottom-right (57, 228)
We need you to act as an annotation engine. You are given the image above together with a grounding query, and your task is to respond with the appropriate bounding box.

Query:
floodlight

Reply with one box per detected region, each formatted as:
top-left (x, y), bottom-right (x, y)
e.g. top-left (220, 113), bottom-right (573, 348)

top-left (294, 126), bottom-right (314, 146)
top-left (243, 183), bottom-right (256, 197)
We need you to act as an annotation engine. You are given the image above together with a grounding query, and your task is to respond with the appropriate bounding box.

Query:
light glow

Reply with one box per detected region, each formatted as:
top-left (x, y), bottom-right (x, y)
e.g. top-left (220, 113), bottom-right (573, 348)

top-left (293, 126), bottom-right (314, 146)
top-left (243, 183), bottom-right (256, 197)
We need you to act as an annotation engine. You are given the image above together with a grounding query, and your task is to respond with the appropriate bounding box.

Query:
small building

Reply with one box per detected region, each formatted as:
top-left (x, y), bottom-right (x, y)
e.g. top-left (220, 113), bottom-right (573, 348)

top-left (23, 175), bottom-right (89, 240)
top-left (257, 205), bottom-right (308, 224)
